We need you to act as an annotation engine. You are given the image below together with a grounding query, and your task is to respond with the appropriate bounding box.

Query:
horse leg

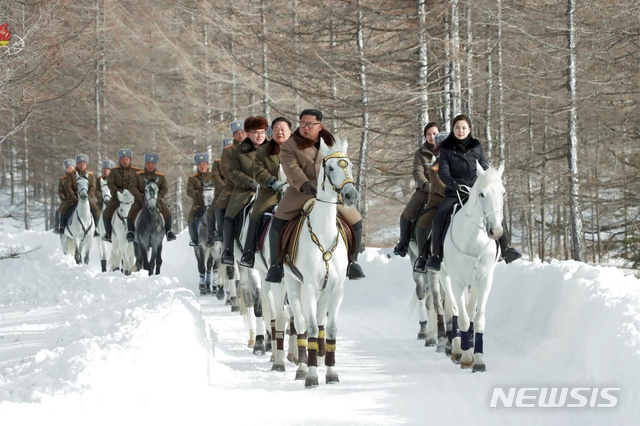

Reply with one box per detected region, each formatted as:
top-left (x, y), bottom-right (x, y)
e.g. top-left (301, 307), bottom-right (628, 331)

top-left (440, 273), bottom-right (460, 359)
top-left (155, 244), bottom-right (162, 275)
top-left (287, 282), bottom-right (308, 380)
top-left (415, 274), bottom-right (429, 340)
top-left (471, 276), bottom-right (493, 373)
top-left (457, 288), bottom-right (473, 369)
top-left (286, 313), bottom-right (298, 364)
top-left (423, 291), bottom-right (438, 347)
top-left (196, 250), bottom-right (207, 295)
top-left (74, 240), bottom-right (82, 264)
top-left (432, 273), bottom-right (447, 353)
top-left (324, 282), bottom-right (344, 385)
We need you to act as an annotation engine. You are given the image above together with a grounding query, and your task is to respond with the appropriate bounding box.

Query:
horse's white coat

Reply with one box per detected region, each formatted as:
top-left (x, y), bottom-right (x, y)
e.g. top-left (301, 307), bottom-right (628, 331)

top-left (61, 175), bottom-right (94, 265)
top-left (96, 178), bottom-right (112, 270)
top-left (110, 190), bottom-right (136, 274)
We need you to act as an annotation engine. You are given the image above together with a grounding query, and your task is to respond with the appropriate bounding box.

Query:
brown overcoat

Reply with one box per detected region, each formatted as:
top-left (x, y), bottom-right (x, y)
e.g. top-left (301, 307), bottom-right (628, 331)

top-left (274, 130), bottom-right (361, 224)
top-left (251, 140), bottom-right (281, 222)
top-left (215, 142), bottom-right (238, 210)
top-left (187, 170), bottom-right (213, 223)
top-left (225, 138), bottom-right (261, 219)
top-left (128, 169), bottom-right (171, 218)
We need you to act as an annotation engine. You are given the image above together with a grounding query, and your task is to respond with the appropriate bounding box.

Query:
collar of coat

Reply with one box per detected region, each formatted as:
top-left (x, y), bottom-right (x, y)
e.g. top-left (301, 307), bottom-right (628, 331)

top-left (266, 139), bottom-right (281, 156)
top-left (239, 138), bottom-right (262, 153)
top-left (420, 142), bottom-right (440, 157)
top-left (292, 128), bottom-right (335, 150)
top-left (441, 134), bottom-right (479, 153)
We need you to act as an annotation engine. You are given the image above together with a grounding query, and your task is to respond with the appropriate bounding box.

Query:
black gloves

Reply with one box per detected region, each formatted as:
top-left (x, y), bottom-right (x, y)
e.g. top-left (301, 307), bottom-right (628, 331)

top-left (301, 181), bottom-right (317, 196)
top-left (449, 181), bottom-right (460, 192)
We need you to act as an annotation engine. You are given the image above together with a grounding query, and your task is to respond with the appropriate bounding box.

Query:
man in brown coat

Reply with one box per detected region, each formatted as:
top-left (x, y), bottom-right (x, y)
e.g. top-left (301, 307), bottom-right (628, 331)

top-left (59, 154), bottom-right (101, 236)
top-left (187, 153), bottom-right (213, 246)
top-left (221, 116), bottom-right (268, 265)
top-left (203, 139), bottom-right (232, 246)
top-left (126, 153), bottom-right (176, 242)
top-left (53, 159), bottom-right (76, 234)
top-left (265, 109), bottom-right (365, 283)
top-left (212, 121), bottom-right (245, 244)
top-left (239, 117), bottom-right (291, 268)
top-left (96, 160), bottom-right (115, 211)
top-left (102, 149), bottom-right (140, 242)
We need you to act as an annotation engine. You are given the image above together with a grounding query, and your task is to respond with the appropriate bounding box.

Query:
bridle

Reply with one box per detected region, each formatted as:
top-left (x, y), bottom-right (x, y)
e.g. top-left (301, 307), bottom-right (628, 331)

top-left (318, 151), bottom-right (355, 205)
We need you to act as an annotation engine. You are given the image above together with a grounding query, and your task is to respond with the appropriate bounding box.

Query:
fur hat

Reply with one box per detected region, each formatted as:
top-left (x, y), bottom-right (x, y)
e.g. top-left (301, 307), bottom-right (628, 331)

top-left (102, 160), bottom-right (115, 169)
top-left (229, 120), bottom-right (244, 134)
top-left (63, 159), bottom-right (75, 169)
top-left (244, 116), bottom-right (269, 132)
top-left (223, 138), bottom-right (234, 149)
top-left (144, 153), bottom-right (159, 164)
top-left (434, 132), bottom-right (447, 147)
top-left (76, 154), bottom-right (89, 164)
top-left (194, 153), bottom-right (209, 165)
top-left (117, 149), bottom-right (132, 159)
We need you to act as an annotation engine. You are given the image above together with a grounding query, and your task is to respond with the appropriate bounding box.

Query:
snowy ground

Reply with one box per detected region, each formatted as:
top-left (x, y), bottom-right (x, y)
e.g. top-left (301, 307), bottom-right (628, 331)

top-left (1, 215), bottom-right (639, 425)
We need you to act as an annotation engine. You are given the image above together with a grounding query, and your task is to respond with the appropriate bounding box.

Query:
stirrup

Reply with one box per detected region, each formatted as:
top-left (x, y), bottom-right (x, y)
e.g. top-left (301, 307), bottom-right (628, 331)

top-left (393, 242), bottom-right (408, 257)
top-left (189, 239), bottom-right (198, 247)
top-left (503, 247), bottom-right (522, 264)
top-left (265, 264), bottom-right (283, 283)
top-left (166, 230), bottom-right (176, 241)
top-left (413, 257), bottom-right (428, 273)
top-left (347, 262), bottom-right (365, 280)
top-left (102, 234), bottom-right (112, 243)
top-left (239, 251), bottom-right (255, 268)
top-left (425, 255), bottom-right (441, 272)
top-left (221, 249), bottom-right (234, 265)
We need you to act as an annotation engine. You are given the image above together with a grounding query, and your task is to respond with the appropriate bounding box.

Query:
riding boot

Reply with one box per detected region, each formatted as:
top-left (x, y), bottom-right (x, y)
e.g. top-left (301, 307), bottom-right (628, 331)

top-left (102, 216), bottom-right (112, 242)
top-left (92, 211), bottom-right (100, 237)
top-left (413, 225), bottom-right (429, 273)
top-left (165, 214), bottom-right (176, 241)
top-left (126, 217), bottom-right (135, 242)
top-left (265, 218), bottom-right (287, 283)
top-left (239, 218), bottom-right (259, 268)
top-left (53, 211), bottom-right (62, 234)
top-left (347, 221), bottom-right (366, 280)
top-left (188, 221), bottom-right (199, 246)
top-left (221, 217), bottom-right (235, 265)
top-left (498, 235), bottom-right (522, 264)
top-left (393, 216), bottom-right (412, 257)
top-left (214, 207), bottom-right (225, 242)
top-left (205, 214), bottom-right (216, 246)
top-left (425, 219), bottom-right (442, 271)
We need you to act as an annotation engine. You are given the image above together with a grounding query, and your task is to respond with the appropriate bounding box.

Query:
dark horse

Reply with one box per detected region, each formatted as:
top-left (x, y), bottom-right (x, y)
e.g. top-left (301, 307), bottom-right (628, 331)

top-left (134, 180), bottom-right (165, 275)
top-left (194, 183), bottom-right (224, 297)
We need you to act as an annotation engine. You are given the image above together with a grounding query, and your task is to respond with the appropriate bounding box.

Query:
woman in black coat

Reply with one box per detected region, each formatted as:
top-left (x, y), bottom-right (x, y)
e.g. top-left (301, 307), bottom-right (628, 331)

top-left (425, 114), bottom-right (521, 271)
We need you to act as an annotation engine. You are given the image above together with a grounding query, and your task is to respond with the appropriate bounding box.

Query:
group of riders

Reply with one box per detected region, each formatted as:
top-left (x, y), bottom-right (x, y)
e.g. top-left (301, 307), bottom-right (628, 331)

top-left (54, 109), bottom-right (521, 279)
top-left (392, 114), bottom-right (522, 271)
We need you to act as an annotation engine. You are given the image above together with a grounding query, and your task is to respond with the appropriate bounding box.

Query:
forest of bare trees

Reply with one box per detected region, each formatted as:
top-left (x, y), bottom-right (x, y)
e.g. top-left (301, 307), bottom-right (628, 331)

top-left (1, 0), bottom-right (638, 267)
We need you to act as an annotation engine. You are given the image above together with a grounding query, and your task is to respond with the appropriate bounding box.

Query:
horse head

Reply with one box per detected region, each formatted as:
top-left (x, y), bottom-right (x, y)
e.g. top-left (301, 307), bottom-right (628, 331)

top-left (101, 179), bottom-right (111, 205)
top-left (76, 174), bottom-right (90, 201)
top-left (144, 181), bottom-right (159, 210)
top-left (319, 138), bottom-right (359, 208)
top-left (117, 189), bottom-right (135, 216)
top-left (203, 182), bottom-right (215, 208)
top-left (472, 161), bottom-right (505, 240)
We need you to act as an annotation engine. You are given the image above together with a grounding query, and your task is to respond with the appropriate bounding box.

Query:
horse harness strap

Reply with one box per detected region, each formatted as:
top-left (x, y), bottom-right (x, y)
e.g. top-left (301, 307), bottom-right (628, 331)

top-left (67, 208), bottom-right (93, 242)
top-left (305, 215), bottom-right (347, 290)
top-left (320, 152), bottom-right (355, 205)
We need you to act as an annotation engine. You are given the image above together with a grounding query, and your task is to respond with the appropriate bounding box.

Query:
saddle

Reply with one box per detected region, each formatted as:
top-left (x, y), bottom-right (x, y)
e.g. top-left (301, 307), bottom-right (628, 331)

top-left (256, 210), bottom-right (274, 252)
top-left (277, 200), bottom-right (356, 265)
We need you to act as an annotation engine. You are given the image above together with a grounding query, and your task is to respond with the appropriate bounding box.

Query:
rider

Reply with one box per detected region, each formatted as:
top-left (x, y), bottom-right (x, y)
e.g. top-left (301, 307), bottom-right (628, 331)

top-left (187, 153), bottom-right (213, 246)
top-left (59, 154), bottom-right (101, 237)
top-left (265, 108), bottom-right (365, 283)
top-left (239, 117), bottom-right (292, 268)
top-left (96, 160), bottom-right (115, 212)
top-left (53, 159), bottom-right (76, 234)
top-left (102, 149), bottom-right (140, 243)
top-left (221, 116), bottom-right (268, 265)
top-left (212, 120), bottom-right (245, 245)
top-left (206, 141), bottom-right (229, 245)
top-left (393, 122), bottom-right (441, 257)
top-left (425, 114), bottom-right (522, 271)
top-left (412, 131), bottom-right (447, 273)
top-left (126, 153), bottom-right (176, 242)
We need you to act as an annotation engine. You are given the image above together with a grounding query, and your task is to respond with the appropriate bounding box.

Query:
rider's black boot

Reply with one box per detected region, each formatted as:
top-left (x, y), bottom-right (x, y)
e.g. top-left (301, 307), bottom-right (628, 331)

top-left (265, 218), bottom-right (287, 283)
top-left (499, 235), bottom-right (522, 264)
top-left (425, 219), bottom-right (442, 271)
top-left (413, 225), bottom-right (429, 273)
top-left (393, 216), bottom-right (412, 257)
top-left (53, 211), bottom-right (63, 234)
top-left (165, 214), bottom-right (176, 241)
top-left (205, 214), bottom-right (216, 246)
top-left (239, 218), bottom-right (259, 268)
top-left (214, 207), bottom-right (225, 242)
top-left (126, 217), bottom-right (135, 242)
top-left (347, 221), bottom-right (365, 280)
top-left (102, 216), bottom-right (112, 242)
top-left (221, 217), bottom-right (235, 265)
top-left (188, 221), bottom-right (199, 246)
top-left (92, 211), bottom-right (101, 237)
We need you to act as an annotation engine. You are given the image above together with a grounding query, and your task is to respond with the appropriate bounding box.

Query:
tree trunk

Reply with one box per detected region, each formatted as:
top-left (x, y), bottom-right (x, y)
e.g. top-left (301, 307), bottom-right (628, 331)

top-left (465, 2), bottom-right (473, 116)
top-left (485, 44), bottom-right (493, 161)
top-left (260, 0), bottom-right (270, 121)
top-left (355, 0), bottom-right (370, 237)
top-left (416, 0), bottom-right (429, 147)
top-left (497, 0), bottom-right (505, 169)
top-left (450, 0), bottom-right (461, 115)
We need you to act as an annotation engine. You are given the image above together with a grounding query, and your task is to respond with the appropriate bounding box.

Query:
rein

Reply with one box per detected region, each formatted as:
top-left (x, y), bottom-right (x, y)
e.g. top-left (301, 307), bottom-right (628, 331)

top-left (67, 207), bottom-right (93, 241)
top-left (306, 215), bottom-right (344, 290)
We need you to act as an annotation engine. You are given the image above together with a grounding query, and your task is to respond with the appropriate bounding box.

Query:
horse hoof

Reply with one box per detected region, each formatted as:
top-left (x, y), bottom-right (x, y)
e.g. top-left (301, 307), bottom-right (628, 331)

top-left (304, 376), bottom-right (319, 388)
top-left (124, 270), bottom-right (131, 276)
top-left (326, 373), bottom-right (339, 384)
top-left (436, 344), bottom-right (446, 353)
top-left (450, 353), bottom-right (461, 364)
top-left (445, 347), bottom-right (452, 356)
top-left (417, 333), bottom-right (427, 340)
top-left (216, 287), bottom-right (225, 300)
top-left (231, 306), bottom-right (240, 313)
top-left (460, 360), bottom-right (473, 369)
top-left (270, 354), bottom-right (275, 362)
top-left (253, 343), bottom-right (266, 356)
top-left (287, 353), bottom-right (298, 364)
top-left (295, 370), bottom-right (307, 381)
top-left (271, 364), bottom-right (285, 372)
top-left (425, 338), bottom-right (437, 347)
top-left (472, 364), bottom-right (486, 373)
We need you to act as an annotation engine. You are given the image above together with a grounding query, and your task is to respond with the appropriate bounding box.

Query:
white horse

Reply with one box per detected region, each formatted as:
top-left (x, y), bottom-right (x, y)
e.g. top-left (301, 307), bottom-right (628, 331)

top-left (109, 190), bottom-right (136, 275)
top-left (61, 175), bottom-right (94, 265)
top-left (235, 201), bottom-right (268, 356)
top-left (284, 138), bottom-right (359, 388)
top-left (195, 184), bottom-right (223, 296)
top-left (96, 178), bottom-right (112, 272)
top-left (408, 240), bottom-right (447, 352)
top-left (439, 162), bottom-right (505, 372)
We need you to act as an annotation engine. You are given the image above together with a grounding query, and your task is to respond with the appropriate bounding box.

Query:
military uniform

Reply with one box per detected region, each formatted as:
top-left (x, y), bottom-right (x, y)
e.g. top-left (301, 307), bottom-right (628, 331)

top-left (102, 164), bottom-right (140, 240)
top-left (210, 159), bottom-right (225, 211)
top-left (55, 172), bottom-right (76, 232)
top-left (96, 176), bottom-right (107, 211)
top-left (186, 168), bottom-right (213, 245)
top-left (65, 169), bottom-right (101, 221)
top-left (126, 168), bottom-right (174, 240)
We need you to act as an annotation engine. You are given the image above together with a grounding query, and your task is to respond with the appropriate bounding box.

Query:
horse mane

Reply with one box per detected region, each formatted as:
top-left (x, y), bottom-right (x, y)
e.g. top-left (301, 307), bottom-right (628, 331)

top-left (474, 167), bottom-right (502, 191)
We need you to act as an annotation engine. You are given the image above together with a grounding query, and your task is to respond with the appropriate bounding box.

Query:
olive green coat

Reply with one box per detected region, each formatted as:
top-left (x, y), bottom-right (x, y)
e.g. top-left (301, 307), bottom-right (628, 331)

top-left (187, 170), bottom-right (213, 223)
top-left (215, 142), bottom-right (238, 210)
top-left (225, 138), bottom-right (262, 219)
top-left (251, 140), bottom-right (281, 222)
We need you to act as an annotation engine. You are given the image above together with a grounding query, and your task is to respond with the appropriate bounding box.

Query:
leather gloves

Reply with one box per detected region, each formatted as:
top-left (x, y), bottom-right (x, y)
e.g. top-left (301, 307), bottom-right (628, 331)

top-left (301, 181), bottom-right (317, 196)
